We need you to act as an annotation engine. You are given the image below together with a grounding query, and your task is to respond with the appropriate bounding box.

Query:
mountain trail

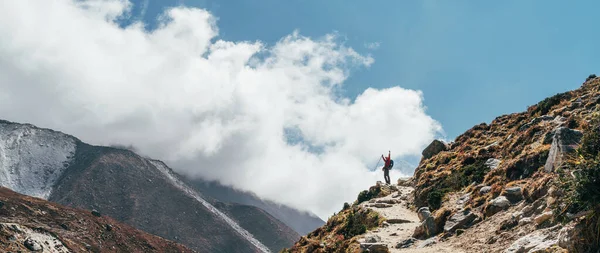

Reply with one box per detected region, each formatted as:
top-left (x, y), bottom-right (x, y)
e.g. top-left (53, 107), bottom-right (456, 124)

top-left (358, 184), bottom-right (465, 253)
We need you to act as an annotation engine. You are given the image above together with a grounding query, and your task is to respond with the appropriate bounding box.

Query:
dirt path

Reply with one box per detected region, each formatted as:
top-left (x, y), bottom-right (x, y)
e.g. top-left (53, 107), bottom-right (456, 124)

top-left (358, 185), bottom-right (467, 253)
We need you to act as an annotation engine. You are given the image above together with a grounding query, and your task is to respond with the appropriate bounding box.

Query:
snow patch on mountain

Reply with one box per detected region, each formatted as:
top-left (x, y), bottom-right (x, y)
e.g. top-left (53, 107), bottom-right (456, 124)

top-left (149, 160), bottom-right (271, 253)
top-left (0, 121), bottom-right (75, 199)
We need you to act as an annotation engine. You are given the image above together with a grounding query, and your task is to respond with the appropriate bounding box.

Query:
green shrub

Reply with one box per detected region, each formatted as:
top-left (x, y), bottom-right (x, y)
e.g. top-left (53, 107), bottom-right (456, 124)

top-left (356, 186), bottom-right (382, 204)
top-left (579, 114), bottom-right (600, 160)
top-left (339, 209), bottom-right (379, 238)
top-left (342, 202), bottom-right (350, 211)
top-left (533, 92), bottom-right (571, 115)
top-left (427, 189), bottom-right (445, 210)
top-left (586, 74), bottom-right (597, 82)
top-left (557, 113), bottom-right (600, 250)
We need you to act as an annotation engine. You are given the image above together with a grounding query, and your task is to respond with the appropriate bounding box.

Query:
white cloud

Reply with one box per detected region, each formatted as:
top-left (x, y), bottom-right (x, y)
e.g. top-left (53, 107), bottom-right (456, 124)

top-left (0, 0), bottom-right (442, 219)
top-left (364, 42), bottom-right (381, 50)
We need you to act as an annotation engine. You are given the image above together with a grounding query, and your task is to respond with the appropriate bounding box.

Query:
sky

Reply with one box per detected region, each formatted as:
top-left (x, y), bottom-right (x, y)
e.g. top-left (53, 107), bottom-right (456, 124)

top-left (1, 0), bottom-right (599, 219)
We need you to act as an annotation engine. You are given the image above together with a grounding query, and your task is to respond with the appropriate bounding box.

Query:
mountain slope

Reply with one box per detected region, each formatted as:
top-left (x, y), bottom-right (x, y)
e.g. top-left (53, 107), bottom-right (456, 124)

top-left (187, 178), bottom-right (324, 235)
top-left (215, 201), bottom-right (301, 252)
top-left (287, 76), bottom-right (600, 252)
top-left (0, 186), bottom-right (194, 253)
top-left (0, 119), bottom-right (299, 252)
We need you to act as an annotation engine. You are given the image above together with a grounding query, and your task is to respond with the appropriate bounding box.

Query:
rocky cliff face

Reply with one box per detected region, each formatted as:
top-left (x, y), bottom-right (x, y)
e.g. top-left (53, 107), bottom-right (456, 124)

top-left (286, 75), bottom-right (600, 252)
top-left (0, 119), bottom-right (301, 253)
top-left (0, 186), bottom-right (194, 253)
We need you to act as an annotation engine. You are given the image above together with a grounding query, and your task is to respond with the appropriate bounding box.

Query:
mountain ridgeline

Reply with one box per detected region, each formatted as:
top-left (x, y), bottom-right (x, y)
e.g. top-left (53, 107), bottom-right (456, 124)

top-left (0, 119), bottom-right (324, 252)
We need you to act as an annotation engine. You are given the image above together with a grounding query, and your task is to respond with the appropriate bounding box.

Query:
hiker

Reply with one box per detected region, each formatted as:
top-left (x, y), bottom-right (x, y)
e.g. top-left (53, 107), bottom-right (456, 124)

top-left (382, 151), bottom-right (392, 184)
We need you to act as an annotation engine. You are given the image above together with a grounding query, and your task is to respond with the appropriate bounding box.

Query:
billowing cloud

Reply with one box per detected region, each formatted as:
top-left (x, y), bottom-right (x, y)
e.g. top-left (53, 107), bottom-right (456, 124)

top-left (0, 0), bottom-right (442, 219)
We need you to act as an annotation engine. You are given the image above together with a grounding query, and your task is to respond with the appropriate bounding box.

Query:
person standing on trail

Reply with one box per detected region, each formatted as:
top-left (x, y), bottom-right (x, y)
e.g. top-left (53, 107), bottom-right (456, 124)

top-left (382, 151), bottom-right (391, 184)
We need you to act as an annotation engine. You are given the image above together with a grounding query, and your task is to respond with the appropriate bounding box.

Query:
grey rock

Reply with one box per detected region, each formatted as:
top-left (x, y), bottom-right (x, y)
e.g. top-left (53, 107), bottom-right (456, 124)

top-left (395, 238), bottom-right (416, 248)
top-left (502, 187), bottom-right (523, 203)
top-left (24, 238), bottom-right (43, 251)
top-left (456, 193), bottom-right (471, 206)
top-left (365, 235), bottom-right (381, 243)
top-left (491, 196), bottom-right (510, 208)
top-left (444, 209), bottom-right (477, 232)
top-left (518, 217), bottom-right (533, 226)
top-left (417, 237), bottom-right (437, 248)
top-left (412, 216), bottom-right (436, 239)
top-left (480, 186), bottom-right (492, 194)
top-left (544, 127), bottom-right (583, 172)
top-left (417, 207), bottom-right (431, 222)
top-left (485, 158), bottom-right (501, 170)
top-left (504, 230), bottom-right (558, 253)
top-left (558, 223), bottom-right (579, 252)
top-left (486, 196), bottom-right (511, 217)
top-left (422, 140), bottom-right (448, 160)
top-left (92, 209), bottom-right (102, 217)
top-left (553, 116), bottom-right (567, 125)
top-left (520, 115), bottom-right (557, 131)
top-left (359, 243), bottom-right (389, 253)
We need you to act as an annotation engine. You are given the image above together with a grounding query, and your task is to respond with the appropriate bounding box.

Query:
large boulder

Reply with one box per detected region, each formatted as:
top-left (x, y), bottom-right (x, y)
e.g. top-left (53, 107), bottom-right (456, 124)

top-left (484, 158), bottom-right (501, 170)
top-left (558, 222), bottom-right (583, 252)
top-left (444, 209), bottom-right (478, 233)
top-left (24, 238), bottom-right (43, 251)
top-left (412, 216), bottom-right (436, 239)
top-left (504, 227), bottom-right (559, 253)
top-left (485, 196), bottom-right (511, 217)
top-left (422, 140), bottom-right (448, 160)
top-left (417, 207), bottom-right (432, 222)
top-left (544, 127), bottom-right (583, 172)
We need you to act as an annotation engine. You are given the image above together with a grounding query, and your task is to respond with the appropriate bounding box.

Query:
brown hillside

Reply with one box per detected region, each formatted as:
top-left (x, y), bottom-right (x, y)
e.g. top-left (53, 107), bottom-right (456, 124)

top-left (286, 75), bottom-right (600, 252)
top-left (0, 186), bottom-right (194, 253)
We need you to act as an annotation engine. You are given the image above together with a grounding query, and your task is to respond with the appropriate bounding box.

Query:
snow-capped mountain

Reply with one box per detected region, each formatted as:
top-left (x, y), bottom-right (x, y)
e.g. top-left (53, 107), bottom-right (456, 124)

top-left (0, 119), bottom-right (301, 253)
top-left (0, 120), bottom-right (76, 199)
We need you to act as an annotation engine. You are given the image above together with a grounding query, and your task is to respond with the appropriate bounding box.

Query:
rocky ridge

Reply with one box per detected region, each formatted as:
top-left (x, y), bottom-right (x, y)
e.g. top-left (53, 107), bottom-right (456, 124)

top-left (286, 75), bottom-right (600, 252)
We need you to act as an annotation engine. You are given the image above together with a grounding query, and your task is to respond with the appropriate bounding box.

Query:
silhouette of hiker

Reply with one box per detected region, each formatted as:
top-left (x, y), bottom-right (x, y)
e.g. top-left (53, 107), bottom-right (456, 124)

top-left (382, 151), bottom-right (391, 184)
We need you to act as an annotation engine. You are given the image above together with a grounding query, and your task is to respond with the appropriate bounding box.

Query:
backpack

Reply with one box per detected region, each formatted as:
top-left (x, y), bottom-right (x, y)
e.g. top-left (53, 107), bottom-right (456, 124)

top-left (388, 159), bottom-right (394, 169)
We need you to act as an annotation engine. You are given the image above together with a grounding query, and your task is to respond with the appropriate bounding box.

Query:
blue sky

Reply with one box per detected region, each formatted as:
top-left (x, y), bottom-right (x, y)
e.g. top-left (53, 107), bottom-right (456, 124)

top-left (129, 0), bottom-right (599, 143)
top-left (3, 0), bottom-right (599, 217)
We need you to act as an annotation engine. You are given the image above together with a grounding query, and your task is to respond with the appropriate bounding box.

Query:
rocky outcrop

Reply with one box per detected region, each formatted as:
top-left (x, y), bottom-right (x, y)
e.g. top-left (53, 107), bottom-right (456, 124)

top-left (544, 127), bottom-right (583, 172)
top-left (504, 226), bottom-right (560, 253)
top-left (444, 209), bottom-right (477, 233)
top-left (413, 207), bottom-right (437, 239)
top-left (484, 158), bottom-right (501, 170)
top-left (422, 140), bottom-right (448, 160)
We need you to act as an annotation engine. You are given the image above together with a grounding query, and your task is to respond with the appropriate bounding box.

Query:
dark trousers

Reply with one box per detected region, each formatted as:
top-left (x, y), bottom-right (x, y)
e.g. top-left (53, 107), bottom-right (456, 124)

top-left (383, 169), bottom-right (390, 184)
